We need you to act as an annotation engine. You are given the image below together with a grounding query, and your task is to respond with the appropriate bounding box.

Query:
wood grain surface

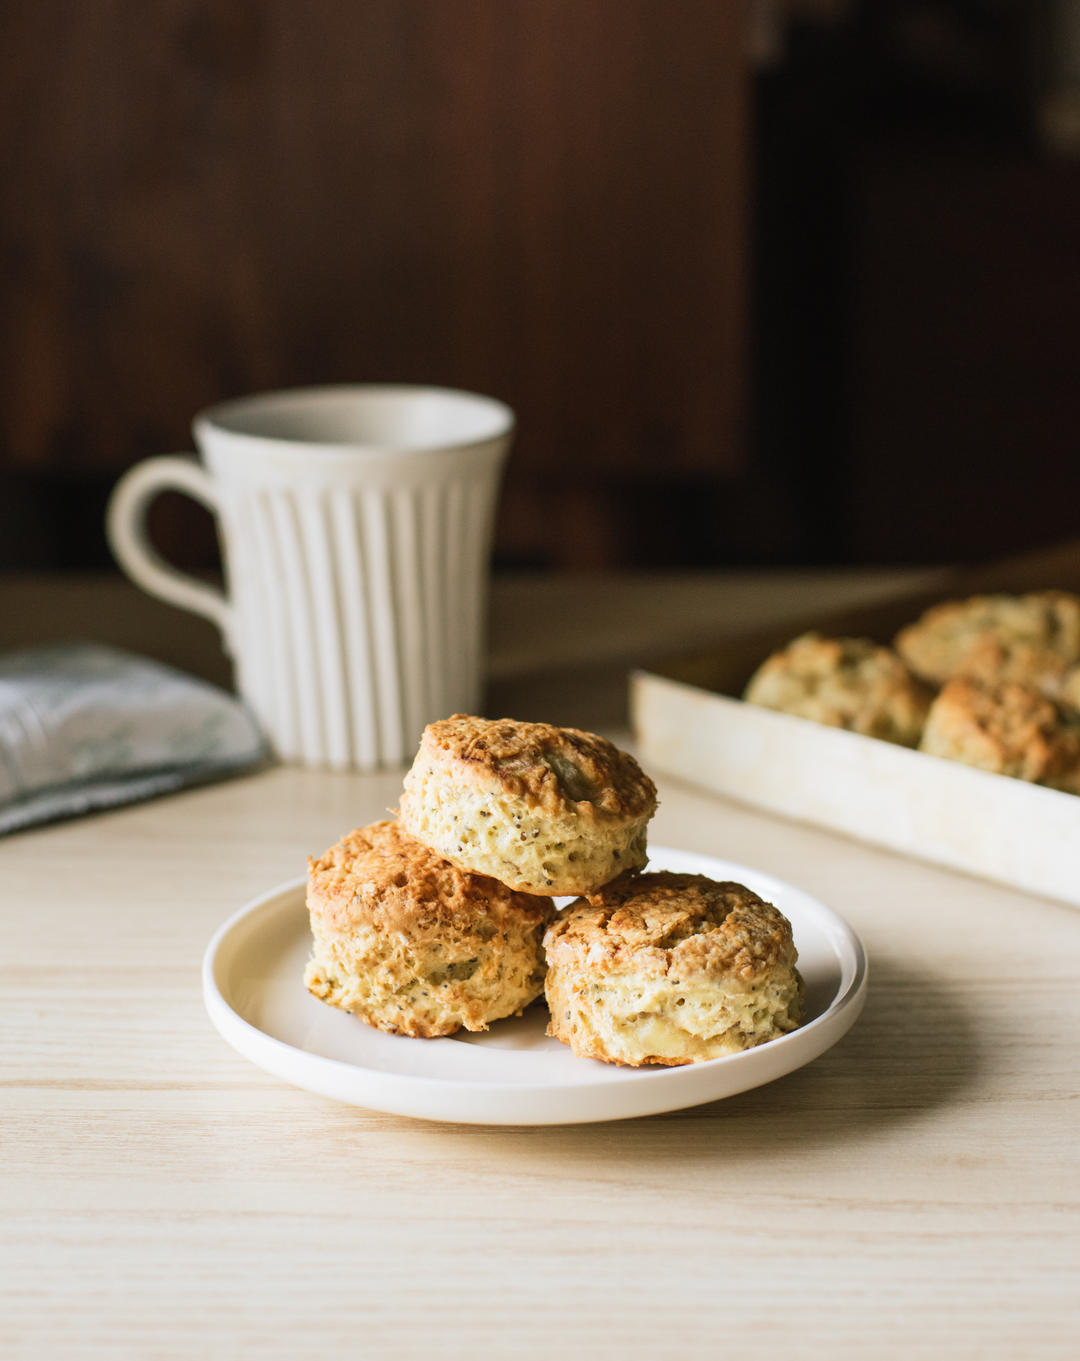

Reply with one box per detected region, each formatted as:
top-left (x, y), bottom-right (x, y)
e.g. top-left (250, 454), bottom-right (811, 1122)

top-left (2, 572), bottom-right (1079, 1359)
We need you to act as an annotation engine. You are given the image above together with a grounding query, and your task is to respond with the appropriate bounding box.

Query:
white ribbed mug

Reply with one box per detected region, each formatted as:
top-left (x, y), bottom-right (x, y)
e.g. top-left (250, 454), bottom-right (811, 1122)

top-left (106, 385), bottom-right (513, 770)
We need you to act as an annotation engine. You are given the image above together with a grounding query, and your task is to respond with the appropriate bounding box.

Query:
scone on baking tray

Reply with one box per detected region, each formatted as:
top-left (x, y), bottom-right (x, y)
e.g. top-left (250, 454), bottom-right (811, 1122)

top-left (398, 714), bottom-right (658, 897)
top-left (919, 678), bottom-right (1080, 794)
top-left (895, 590), bottom-right (1080, 690)
top-left (742, 632), bottom-right (931, 746)
top-left (305, 820), bottom-right (554, 1037)
top-left (543, 872), bottom-right (803, 1067)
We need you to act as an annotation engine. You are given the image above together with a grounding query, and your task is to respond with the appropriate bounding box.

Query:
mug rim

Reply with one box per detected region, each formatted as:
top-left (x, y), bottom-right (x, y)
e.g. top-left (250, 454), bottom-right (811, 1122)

top-left (194, 382), bottom-right (516, 455)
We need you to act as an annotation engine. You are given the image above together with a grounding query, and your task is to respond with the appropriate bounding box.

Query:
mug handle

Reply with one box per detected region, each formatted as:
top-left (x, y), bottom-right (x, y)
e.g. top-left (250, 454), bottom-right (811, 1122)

top-left (106, 456), bottom-right (232, 637)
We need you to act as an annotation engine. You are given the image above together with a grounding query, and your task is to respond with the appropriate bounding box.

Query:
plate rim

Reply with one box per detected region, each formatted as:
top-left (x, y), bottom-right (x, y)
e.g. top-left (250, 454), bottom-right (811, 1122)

top-left (203, 848), bottom-right (869, 1121)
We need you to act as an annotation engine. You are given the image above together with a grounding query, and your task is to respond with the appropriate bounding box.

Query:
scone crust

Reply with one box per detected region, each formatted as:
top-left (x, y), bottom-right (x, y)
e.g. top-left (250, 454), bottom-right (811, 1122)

top-left (896, 591), bottom-right (1080, 688)
top-left (919, 678), bottom-right (1080, 793)
top-left (305, 820), bottom-right (553, 1037)
top-left (405, 714), bottom-right (657, 820)
top-left (743, 632), bottom-right (931, 746)
top-left (307, 819), bottom-right (552, 936)
top-left (398, 715), bottom-right (658, 896)
top-left (544, 873), bottom-right (803, 1067)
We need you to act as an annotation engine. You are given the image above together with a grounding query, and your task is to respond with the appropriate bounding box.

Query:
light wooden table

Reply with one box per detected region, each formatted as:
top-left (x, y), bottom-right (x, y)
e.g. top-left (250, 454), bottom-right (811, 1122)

top-left (3, 570), bottom-right (1079, 1360)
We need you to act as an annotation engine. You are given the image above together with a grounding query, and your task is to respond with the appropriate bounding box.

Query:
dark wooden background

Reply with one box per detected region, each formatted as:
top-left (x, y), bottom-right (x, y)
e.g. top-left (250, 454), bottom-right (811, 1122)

top-left (1, 1), bottom-right (1079, 575)
top-left (0, 0), bottom-right (746, 572)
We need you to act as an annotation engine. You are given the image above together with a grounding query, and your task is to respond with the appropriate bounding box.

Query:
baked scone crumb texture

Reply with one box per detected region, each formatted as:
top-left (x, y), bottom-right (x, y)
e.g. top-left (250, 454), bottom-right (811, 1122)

top-left (544, 873), bottom-right (803, 1066)
top-left (399, 715), bottom-right (657, 896)
top-left (919, 678), bottom-right (1080, 793)
top-left (305, 820), bottom-right (553, 1038)
top-left (304, 925), bottom-right (547, 1038)
top-left (896, 591), bottom-right (1080, 688)
top-left (743, 632), bottom-right (930, 746)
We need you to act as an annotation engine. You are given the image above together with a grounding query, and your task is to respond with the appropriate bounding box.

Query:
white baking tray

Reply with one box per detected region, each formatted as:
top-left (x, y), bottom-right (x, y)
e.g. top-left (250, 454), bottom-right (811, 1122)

top-left (630, 541), bottom-right (1080, 909)
top-left (632, 669), bottom-right (1080, 908)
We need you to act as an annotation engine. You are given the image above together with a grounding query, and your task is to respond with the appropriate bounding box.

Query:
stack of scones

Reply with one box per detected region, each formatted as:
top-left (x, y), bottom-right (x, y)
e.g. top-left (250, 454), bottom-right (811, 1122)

top-left (305, 714), bottom-right (804, 1066)
top-left (744, 590), bottom-right (1080, 794)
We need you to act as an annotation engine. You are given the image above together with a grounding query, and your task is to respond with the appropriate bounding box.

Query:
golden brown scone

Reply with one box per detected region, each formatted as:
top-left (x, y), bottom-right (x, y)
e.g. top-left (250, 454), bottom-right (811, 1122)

top-left (895, 591), bottom-right (1080, 689)
top-left (1062, 666), bottom-right (1080, 712)
top-left (304, 820), bottom-right (554, 1037)
top-left (544, 873), bottom-right (803, 1067)
top-left (398, 715), bottom-right (658, 897)
top-left (919, 678), bottom-right (1080, 793)
top-left (742, 632), bottom-right (932, 746)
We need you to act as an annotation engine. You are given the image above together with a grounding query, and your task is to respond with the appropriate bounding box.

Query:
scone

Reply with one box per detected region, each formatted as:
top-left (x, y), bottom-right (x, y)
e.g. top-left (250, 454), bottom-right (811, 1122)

top-left (398, 714), bottom-right (658, 897)
top-left (543, 872), bottom-right (803, 1066)
top-left (1062, 666), bottom-right (1080, 712)
top-left (742, 632), bottom-right (931, 746)
top-left (948, 634), bottom-right (1080, 697)
top-left (896, 591), bottom-right (1080, 688)
top-left (919, 678), bottom-right (1080, 793)
top-left (304, 820), bottom-right (554, 1037)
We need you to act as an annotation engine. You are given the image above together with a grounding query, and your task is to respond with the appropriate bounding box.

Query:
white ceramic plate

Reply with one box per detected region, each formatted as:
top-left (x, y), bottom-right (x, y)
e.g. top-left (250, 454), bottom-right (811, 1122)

top-left (203, 847), bottom-right (867, 1125)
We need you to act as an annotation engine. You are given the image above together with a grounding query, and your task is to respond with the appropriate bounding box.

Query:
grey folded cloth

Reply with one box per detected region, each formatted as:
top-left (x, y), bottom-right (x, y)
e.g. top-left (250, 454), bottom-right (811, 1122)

top-left (0, 643), bottom-right (268, 834)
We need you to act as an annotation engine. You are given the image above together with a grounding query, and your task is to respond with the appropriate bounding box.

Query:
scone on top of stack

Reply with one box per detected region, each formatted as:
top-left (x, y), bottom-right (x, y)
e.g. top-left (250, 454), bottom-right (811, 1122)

top-left (544, 872), bottom-right (803, 1067)
top-left (398, 713), bottom-right (658, 896)
top-left (742, 631), bottom-right (931, 747)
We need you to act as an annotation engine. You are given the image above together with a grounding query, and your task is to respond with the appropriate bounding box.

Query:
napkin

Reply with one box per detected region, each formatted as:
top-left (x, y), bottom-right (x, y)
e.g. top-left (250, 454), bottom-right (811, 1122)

top-left (0, 643), bottom-right (268, 834)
